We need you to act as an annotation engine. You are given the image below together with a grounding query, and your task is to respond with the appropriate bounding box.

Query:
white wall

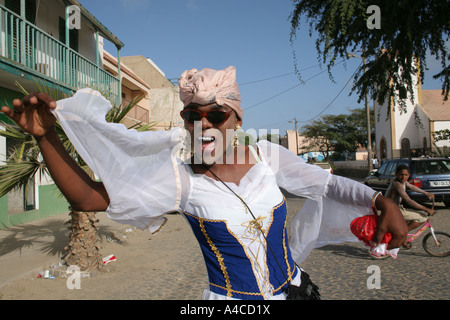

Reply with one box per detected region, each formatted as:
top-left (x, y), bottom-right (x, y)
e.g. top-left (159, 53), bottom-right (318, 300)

top-left (375, 97), bottom-right (395, 159)
top-left (374, 63), bottom-right (434, 158)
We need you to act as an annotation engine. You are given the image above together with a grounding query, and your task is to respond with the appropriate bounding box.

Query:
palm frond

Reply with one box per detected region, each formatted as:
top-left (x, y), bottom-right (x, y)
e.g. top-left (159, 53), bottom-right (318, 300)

top-left (0, 157), bottom-right (48, 198)
top-left (128, 121), bottom-right (158, 132)
top-left (106, 95), bottom-right (144, 123)
top-left (0, 122), bottom-right (27, 140)
top-left (16, 80), bottom-right (70, 101)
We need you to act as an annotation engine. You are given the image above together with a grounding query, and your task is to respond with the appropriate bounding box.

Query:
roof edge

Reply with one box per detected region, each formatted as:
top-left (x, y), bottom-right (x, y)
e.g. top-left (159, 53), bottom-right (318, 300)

top-left (67, 0), bottom-right (124, 48)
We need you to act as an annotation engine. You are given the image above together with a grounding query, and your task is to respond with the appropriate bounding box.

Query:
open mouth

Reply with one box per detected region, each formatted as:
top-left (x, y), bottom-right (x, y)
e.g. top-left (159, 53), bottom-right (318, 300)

top-left (198, 136), bottom-right (216, 151)
top-left (199, 136), bottom-right (215, 142)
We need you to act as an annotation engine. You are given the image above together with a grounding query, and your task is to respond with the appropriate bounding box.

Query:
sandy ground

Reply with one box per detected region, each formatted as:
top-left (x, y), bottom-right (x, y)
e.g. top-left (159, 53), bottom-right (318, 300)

top-left (1, 196), bottom-right (449, 303)
top-left (0, 211), bottom-right (208, 300)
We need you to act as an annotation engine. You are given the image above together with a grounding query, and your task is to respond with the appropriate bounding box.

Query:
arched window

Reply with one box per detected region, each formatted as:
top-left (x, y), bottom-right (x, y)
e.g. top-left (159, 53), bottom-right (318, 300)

top-left (380, 137), bottom-right (387, 160)
top-left (423, 137), bottom-right (428, 155)
top-left (401, 138), bottom-right (410, 157)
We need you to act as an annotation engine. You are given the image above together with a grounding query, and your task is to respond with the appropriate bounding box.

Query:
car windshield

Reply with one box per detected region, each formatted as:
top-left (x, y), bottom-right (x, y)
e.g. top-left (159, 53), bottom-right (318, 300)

top-left (415, 160), bottom-right (450, 175)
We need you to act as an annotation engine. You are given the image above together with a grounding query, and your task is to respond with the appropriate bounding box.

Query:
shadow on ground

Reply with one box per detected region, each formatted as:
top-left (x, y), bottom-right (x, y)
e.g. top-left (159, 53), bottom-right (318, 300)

top-left (0, 218), bottom-right (122, 259)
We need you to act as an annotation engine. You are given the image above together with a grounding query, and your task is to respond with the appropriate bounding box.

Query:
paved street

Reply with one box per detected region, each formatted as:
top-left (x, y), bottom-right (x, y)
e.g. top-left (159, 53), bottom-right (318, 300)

top-left (0, 187), bottom-right (448, 301)
top-left (286, 195), bottom-right (450, 300)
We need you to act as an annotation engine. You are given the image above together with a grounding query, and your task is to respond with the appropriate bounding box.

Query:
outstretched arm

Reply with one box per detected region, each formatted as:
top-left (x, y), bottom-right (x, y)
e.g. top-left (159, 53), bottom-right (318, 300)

top-left (326, 176), bottom-right (408, 250)
top-left (395, 181), bottom-right (434, 215)
top-left (260, 141), bottom-right (408, 251)
top-left (2, 93), bottom-right (109, 211)
top-left (405, 181), bottom-right (435, 203)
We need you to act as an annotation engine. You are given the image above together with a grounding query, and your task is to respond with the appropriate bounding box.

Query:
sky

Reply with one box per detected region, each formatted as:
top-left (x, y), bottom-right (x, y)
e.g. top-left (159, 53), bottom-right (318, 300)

top-left (79, 0), bottom-right (444, 137)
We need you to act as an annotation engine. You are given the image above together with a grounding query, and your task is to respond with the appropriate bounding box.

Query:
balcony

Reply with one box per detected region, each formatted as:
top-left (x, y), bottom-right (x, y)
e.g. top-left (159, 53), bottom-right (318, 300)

top-left (0, 3), bottom-right (120, 103)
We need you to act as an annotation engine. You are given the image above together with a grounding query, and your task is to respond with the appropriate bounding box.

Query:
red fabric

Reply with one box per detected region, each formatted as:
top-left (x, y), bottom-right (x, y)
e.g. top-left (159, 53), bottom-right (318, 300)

top-left (350, 214), bottom-right (392, 246)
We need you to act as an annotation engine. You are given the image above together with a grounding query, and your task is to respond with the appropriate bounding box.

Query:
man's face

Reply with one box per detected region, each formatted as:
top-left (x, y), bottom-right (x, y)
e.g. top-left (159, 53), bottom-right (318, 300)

top-left (182, 103), bottom-right (241, 164)
top-left (396, 169), bottom-right (410, 183)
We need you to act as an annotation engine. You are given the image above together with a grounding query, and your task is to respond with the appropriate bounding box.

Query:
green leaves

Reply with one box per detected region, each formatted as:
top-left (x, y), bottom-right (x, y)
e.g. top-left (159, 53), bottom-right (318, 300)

top-left (300, 106), bottom-right (375, 158)
top-left (290, 0), bottom-right (449, 112)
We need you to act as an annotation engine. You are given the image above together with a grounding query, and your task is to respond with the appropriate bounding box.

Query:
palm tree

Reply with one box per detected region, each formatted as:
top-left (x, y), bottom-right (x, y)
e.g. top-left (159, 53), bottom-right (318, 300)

top-left (0, 82), bottom-right (155, 271)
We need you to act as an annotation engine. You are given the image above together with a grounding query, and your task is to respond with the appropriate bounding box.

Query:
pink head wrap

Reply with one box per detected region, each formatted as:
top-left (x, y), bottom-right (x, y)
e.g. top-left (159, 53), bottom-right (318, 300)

top-left (178, 66), bottom-right (242, 120)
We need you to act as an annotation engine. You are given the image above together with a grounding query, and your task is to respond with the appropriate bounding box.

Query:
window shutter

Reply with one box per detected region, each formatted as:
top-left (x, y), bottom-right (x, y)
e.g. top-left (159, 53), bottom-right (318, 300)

top-left (5, 0), bottom-right (36, 23)
top-left (59, 17), bottom-right (79, 52)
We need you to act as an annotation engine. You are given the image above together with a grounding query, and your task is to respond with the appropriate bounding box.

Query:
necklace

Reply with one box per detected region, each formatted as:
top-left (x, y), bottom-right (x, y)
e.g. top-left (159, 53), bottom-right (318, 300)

top-left (204, 165), bottom-right (291, 294)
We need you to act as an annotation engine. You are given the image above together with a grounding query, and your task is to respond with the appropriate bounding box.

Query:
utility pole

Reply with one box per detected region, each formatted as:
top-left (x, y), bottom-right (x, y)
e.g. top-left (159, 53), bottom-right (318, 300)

top-left (363, 56), bottom-right (373, 173)
top-left (348, 52), bottom-right (373, 173)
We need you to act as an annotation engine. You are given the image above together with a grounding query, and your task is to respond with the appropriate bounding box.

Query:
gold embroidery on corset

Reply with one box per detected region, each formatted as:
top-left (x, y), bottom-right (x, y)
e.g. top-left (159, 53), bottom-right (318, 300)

top-left (198, 218), bottom-right (233, 297)
top-left (241, 216), bottom-right (266, 235)
top-left (241, 215), bottom-right (274, 298)
top-left (238, 198), bottom-right (293, 298)
top-left (281, 201), bottom-right (292, 281)
top-left (183, 197), bottom-right (292, 298)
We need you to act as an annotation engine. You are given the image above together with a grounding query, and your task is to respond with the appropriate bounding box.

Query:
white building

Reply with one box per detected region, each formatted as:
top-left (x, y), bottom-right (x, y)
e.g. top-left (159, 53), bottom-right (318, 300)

top-left (374, 77), bottom-right (450, 161)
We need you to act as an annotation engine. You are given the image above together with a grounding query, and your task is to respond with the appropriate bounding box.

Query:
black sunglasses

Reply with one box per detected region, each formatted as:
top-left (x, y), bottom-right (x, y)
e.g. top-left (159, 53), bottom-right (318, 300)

top-left (180, 108), bottom-right (233, 125)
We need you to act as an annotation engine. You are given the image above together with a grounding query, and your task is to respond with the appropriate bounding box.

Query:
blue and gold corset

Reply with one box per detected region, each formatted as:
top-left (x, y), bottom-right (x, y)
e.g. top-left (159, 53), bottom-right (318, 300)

top-left (183, 198), bottom-right (298, 300)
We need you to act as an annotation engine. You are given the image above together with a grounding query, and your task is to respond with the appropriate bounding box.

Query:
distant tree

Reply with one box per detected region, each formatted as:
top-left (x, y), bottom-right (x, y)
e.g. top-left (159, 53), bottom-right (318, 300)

top-left (300, 106), bottom-right (374, 159)
top-left (432, 129), bottom-right (450, 157)
top-left (290, 0), bottom-right (449, 114)
top-left (348, 106), bottom-right (375, 150)
top-left (300, 118), bottom-right (334, 160)
top-left (433, 129), bottom-right (450, 143)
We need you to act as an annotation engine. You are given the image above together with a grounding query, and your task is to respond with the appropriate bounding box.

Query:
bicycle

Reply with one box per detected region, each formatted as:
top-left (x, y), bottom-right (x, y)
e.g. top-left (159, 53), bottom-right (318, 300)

top-left (402, 201), bottom-right (450, 257)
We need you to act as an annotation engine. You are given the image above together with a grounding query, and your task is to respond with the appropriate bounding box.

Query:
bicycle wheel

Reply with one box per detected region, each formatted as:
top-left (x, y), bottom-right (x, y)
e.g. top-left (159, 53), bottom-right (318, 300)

top-left (422, 231), bottom-right (450, 257)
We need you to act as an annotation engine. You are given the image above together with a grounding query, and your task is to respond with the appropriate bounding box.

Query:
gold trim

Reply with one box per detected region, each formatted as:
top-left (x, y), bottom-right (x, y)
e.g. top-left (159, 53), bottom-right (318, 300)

top-left (149, 217), bottom-right (167, 235)
top-left (198, 218), bottom-right (233, 297)
top-left (372, 191), bottom-right (382, 211)
top-left (281, 200), bottom-right (291, 280)
top-left (209, 266), bottom-right (297, 298)
top-left (182, 196), bottom-right (294, 298)
top-left (209, 283), bottom-right (262, 297)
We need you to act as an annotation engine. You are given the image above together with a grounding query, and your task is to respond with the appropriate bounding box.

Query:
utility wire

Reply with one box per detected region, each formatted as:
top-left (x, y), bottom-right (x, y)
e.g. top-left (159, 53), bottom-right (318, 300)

top-left (240, 72), bottom-right (295, 86)
top-left (239, 64), bottom-right (320, 86)
top-left (256, 61), bottom-right (362, 129)
top-left (298, 61), bottom-right (362, 123)
top-left (243, 60), bottom-right (345, 112)
top-left (243, 68), bottom-right (328, 111)
top-left (295, 51), bottom-right (385, 124)
top-left (169, 63), bottom-right (322, 87)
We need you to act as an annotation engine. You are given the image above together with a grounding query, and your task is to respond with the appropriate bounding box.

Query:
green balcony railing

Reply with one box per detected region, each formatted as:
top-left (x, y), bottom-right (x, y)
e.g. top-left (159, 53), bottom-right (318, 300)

top-left (0, 4), bottom-right (120, 103)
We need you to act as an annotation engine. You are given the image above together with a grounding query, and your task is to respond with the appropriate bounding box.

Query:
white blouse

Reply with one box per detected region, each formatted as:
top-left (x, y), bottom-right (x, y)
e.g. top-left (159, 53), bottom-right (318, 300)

top-left (53, 89), bottom-right (376, 298)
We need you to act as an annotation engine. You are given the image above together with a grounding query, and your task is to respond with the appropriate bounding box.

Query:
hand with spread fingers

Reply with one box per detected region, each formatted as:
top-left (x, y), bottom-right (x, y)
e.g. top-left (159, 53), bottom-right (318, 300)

top-left (2, 92), bottom-right (109, 212)
top-left (1, 92), bottom-right (57, 138)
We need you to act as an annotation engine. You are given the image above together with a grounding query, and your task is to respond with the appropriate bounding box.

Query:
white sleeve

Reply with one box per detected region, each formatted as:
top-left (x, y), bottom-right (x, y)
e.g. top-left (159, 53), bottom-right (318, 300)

top-left (257, 139), bottom-right (331, 200)
top-left (257, 140), bottom-right (376, 264)
top-left (53, 88), bottom-right (188, 232)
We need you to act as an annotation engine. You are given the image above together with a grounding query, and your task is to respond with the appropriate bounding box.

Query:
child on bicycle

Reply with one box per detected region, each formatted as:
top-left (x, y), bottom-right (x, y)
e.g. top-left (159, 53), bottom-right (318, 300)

top-left (386, 164), bottom-right (435, 232)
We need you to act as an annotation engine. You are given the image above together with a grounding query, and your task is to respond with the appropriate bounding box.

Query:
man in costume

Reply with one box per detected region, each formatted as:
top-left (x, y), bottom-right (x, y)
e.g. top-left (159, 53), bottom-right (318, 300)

top-left (1, 66), bottom-right (407, 300)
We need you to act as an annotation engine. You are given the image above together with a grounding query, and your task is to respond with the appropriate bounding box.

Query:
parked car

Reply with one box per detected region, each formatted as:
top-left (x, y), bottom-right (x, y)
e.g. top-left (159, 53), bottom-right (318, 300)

top-left (364, 158), bottom-right (450, 207)
top-left (315, 162), bottom-right (333, 174)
